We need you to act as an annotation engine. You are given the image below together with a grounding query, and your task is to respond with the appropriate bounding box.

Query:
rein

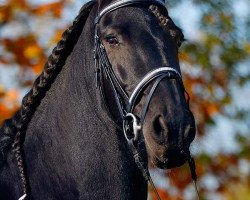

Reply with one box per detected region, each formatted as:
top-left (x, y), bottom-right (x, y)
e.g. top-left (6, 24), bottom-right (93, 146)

top-left (94, 0), bottom-right (200, 199)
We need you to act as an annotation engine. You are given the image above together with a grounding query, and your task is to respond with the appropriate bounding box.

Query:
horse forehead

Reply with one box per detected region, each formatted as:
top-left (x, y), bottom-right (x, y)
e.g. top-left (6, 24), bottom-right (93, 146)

top-left (100, 6), bottom-right (153, 28)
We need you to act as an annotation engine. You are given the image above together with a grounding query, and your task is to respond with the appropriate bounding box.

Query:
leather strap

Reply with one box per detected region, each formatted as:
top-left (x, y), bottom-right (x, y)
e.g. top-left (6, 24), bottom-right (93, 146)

top-left (140, 74), bottom-right (167, 124)
top-left (95, 0), bottom-right (166, 24)
top-left (128, 67), bottom-right (182, 112)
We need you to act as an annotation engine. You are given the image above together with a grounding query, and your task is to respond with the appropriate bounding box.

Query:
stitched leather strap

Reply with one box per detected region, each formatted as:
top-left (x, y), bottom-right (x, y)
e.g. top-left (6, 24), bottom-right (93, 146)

top-left (128, 67), bottom-right (182, 112)
top-left (95, 0), bottom-right (166, 24)
top-left (140, 74), bottom-right (167, 124)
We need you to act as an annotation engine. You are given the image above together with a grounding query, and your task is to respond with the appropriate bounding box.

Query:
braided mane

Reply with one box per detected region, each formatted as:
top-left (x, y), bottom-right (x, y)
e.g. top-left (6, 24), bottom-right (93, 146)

top-left (149, 5), bottom-right (184, 47)
top-left (0, 1), bottom-right (96, 167)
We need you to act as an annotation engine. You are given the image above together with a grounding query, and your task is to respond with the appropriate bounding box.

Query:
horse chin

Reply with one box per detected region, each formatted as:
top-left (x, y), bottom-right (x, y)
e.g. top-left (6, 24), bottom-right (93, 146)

top-left (151, 154), bottom-right (187, 170)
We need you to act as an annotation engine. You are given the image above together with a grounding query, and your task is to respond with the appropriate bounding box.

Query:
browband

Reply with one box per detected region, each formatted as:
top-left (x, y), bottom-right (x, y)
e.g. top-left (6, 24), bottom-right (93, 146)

top-left (95, 0), bottom-right (167, 24)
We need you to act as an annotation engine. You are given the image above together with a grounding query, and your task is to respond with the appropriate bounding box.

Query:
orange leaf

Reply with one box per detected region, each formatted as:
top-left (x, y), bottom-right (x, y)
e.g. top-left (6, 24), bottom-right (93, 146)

top-left (167, 167), bottom-right (192, 190)
top-left (0, 5), bottom-right (12, 23)
top-left (31, 57), bottom-right (46, 74)
top-left (179, 52), bottom-right (192, 63)
top-left (32, 2), bottom-right (64, 18)
top-left (0, 103), bottom-right (18, 125)
top-left (0, 89), bottom-right (20, 125)
top-left (206, 103), bottom-right (219, 117)
top-left (3, 35), bottom-right (46, 68)
top-left (150, 188), bottom-right (171, 200)
top-left (4, 90), bottom-right (19, 103)
top-left (24, 44), bottom-right (42, 60)
top-left (50, 29), bottom-right (65, 45)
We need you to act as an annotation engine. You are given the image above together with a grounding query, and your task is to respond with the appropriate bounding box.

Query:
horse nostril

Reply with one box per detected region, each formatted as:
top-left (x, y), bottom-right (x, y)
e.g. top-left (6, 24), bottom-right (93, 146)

top-left (153, 116), bottom-right (167, 143)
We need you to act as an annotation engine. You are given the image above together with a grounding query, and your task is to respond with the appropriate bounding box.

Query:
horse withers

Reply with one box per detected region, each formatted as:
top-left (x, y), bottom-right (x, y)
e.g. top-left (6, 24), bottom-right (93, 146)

top-left (0, 0), bottom-right (196, 199)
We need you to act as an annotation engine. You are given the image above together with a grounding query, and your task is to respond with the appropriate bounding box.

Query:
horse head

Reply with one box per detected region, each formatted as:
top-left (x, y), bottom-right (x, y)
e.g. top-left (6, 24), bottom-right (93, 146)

top-left (95, 0), bottom-right (196, 169)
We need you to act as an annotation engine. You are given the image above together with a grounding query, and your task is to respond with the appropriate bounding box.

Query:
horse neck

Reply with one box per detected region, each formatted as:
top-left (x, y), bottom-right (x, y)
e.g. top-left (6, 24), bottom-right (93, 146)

top-left (20, 6), bottom-right (147, 199)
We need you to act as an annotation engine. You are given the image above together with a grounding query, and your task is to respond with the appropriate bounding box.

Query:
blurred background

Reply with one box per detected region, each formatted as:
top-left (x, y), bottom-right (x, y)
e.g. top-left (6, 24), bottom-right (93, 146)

top-left (0, 0), bottom-right (249, 199)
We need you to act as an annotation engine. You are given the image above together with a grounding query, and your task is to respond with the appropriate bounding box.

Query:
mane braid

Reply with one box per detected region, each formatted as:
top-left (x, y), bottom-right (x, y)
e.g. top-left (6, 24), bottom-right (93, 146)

top-left (0, 0), bottom-right (95, 196)
top-left (149, 5), bottom-right (184, 47)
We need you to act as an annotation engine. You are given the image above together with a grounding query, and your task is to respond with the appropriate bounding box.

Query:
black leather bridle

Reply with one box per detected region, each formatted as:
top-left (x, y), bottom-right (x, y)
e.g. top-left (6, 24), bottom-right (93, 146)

top-left (93, 1), bottom-right (189, 199)
top-left (94, 0), bottom-right (185, 139)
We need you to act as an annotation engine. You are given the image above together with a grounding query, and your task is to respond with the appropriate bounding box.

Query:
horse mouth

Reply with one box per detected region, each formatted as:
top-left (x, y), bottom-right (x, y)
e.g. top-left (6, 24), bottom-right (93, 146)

top-left (152, 152), bottom-right (188, 169)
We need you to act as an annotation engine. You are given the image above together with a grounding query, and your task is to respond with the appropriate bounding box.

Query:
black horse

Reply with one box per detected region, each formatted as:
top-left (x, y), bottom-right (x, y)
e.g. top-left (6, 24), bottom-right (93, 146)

top-left (0, 0), bottom-right (196, 199)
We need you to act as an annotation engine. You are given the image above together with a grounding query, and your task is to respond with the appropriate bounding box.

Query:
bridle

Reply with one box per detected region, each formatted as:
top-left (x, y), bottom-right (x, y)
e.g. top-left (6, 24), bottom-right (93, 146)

top-left (94, 0), bottom-right (186, 140)
top-left (94, 0), bottom-right (200, 199)
top-left (93, 0), bottom-right (195, 199)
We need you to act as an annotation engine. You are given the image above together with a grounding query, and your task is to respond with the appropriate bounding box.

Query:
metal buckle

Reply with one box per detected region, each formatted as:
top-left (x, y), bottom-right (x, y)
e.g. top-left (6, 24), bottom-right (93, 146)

top-left (123, 113), bottom-right (141, 142)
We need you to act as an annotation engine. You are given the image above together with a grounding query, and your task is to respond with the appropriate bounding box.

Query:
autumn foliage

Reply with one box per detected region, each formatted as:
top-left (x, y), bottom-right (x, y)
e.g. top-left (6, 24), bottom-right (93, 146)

top-left (0, 0), bottom-right (66, 124)
top-left (0, 87), bottom-right (19, 124)
top-left (0, 0), bottom-right (250, 199)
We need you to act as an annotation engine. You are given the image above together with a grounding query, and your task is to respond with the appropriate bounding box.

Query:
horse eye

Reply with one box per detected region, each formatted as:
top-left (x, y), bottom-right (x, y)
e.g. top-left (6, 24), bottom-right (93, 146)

top-left (105, 35), bottom-right (119, 46)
